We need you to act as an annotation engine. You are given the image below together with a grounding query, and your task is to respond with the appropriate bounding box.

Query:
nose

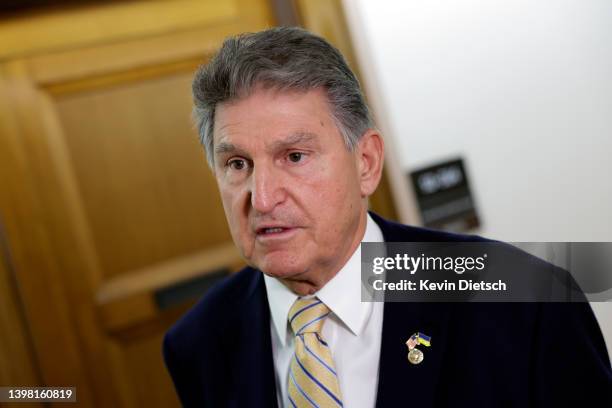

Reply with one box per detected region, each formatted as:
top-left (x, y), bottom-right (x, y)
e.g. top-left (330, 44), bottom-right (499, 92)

top-left (249, 162), bottom-right (285, 214)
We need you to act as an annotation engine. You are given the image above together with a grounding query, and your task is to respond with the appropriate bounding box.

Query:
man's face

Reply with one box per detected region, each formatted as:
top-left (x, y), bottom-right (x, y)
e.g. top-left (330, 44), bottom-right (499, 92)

top-left (212, 86), bottom-right (375, 292)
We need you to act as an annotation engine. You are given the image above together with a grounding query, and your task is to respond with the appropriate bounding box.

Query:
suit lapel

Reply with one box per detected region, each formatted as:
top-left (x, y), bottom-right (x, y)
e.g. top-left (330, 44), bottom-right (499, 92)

top-left (372, 212), bottom-right (452, 407)
top-left (231, 270), bottom-right (278, 407)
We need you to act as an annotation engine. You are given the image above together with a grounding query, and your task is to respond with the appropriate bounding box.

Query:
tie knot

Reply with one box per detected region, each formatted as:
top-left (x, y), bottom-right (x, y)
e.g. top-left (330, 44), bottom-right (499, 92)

top-left (288, 297), bottom-right (330, 335)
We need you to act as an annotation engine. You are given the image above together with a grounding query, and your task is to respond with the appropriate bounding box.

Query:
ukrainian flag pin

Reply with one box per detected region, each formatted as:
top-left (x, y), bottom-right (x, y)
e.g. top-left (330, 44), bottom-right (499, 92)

top-left (406, 332), bottom-right (431, 365)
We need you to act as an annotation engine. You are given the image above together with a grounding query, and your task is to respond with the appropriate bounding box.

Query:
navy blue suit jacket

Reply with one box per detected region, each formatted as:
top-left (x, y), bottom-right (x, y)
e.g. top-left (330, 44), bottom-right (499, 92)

top-left (163, 212), bottom-right (611, 407)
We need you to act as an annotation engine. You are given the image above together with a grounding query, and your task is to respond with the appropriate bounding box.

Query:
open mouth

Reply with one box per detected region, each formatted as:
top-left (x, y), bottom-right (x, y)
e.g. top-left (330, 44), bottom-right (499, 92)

top-left (255, 226), bottom-right (298, 238)
top-left (257, 227), bottom-right (292, 235)
top-left (260, 227), bottom-right (286, 234)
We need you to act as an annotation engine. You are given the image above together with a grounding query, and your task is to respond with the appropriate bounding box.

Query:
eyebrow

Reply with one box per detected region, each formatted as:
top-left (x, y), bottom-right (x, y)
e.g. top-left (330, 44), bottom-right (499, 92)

top-left (214, 141), bottom-right (240, 156)
top-left (267, 131), bottom-right (317, 152)
top-left (214, 131), bottom-right (318, 156)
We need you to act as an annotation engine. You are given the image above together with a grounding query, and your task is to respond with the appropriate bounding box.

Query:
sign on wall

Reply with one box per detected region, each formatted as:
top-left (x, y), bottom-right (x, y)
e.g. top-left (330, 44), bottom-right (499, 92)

top-left (409, 158), bottom-right (480, 232)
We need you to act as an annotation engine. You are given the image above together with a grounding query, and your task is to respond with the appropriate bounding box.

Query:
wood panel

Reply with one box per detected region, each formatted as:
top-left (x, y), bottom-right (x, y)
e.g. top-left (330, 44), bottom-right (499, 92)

top-left (0, 230), bottom-right (43, 408)
top-left (0, 62), bottom-right (100, 406)
top-left (0, 0), bottom-right (238, 60)
top-left (53, 69), bottom-right (230, 278)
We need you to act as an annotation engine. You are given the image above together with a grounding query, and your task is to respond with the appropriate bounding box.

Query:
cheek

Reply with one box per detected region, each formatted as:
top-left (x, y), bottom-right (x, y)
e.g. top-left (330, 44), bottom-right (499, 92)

top-left (219, 188), bottom-right (247, 234)
top-left (300, 164), bottom-right (361, 224)
top-left (317, 163), bottom-right (360, 203)
top-left (219, 189), bottom-right (235, 222)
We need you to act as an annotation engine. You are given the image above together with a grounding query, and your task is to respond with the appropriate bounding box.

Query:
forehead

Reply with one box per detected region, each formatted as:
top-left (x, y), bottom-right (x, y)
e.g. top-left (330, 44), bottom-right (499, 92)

top-left (213, 87), bottom-right (339, 148)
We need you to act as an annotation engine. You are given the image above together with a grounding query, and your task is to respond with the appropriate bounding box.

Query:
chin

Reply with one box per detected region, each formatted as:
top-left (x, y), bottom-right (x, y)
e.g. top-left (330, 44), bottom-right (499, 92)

top-left (258, 263), bottom-right (304, 280)
top-left (255, 253), bottom-right (306, 279)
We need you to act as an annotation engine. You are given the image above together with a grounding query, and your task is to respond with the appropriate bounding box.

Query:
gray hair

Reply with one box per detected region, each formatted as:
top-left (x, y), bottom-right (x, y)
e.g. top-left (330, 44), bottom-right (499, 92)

top-left (192, 26), bottom-right (374, 166)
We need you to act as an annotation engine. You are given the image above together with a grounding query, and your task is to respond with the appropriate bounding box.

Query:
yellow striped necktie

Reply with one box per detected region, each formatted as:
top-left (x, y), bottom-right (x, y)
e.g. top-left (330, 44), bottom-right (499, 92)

top-left (287, 297), bottom-right (343, 407)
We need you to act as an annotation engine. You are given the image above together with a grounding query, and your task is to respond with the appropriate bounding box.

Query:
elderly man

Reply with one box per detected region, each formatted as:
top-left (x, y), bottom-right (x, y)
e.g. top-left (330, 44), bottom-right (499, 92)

top-left (163, 27), bottom-right (611, 407)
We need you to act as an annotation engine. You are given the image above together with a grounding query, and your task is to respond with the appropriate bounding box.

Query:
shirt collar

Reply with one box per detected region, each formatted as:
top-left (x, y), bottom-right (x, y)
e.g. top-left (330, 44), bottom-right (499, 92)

top-left (263, 213), bottom-right (384, 346)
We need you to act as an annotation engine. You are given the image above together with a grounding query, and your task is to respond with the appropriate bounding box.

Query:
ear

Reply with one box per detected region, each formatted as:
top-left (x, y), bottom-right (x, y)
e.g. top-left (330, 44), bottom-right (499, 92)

top-left (356, 129), bottom-right (385, 197)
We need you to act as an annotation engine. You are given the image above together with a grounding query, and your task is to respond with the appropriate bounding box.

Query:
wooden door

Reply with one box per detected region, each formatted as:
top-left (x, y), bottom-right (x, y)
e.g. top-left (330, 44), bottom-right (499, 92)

top-left (0, 1), bottom-right (273, 406)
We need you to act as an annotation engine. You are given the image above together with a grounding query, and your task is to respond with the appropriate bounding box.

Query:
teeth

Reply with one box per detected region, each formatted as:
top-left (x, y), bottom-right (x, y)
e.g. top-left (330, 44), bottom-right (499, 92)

top-left (264, 227), bottom-right (284, 234)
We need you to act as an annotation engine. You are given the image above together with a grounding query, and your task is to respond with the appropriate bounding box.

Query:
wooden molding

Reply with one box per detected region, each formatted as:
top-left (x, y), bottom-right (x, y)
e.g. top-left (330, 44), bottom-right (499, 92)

top-left (0, 0), bottom-right (238, 61)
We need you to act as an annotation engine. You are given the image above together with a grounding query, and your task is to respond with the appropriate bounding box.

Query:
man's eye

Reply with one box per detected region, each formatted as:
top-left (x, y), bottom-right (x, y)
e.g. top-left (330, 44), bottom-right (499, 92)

top-left (228, 159), bottom-right (247, 170)
top-left (288, 152), bottom-right (305, 163)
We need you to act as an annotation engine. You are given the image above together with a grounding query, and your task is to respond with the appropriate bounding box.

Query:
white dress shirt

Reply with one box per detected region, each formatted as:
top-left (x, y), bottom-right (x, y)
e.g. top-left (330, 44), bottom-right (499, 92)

top-left (264, 213), bottom-right (385, 408)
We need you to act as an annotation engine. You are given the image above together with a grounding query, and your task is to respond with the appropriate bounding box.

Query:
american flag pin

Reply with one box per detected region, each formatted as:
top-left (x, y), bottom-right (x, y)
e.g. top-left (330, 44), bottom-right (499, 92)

top-left (405, 334), bottom-right (419, 350)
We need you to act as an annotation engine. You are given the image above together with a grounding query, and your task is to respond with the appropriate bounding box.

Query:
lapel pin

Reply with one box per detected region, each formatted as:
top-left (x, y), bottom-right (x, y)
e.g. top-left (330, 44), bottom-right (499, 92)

top-left (405, 332), bottom-right (431, 365)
